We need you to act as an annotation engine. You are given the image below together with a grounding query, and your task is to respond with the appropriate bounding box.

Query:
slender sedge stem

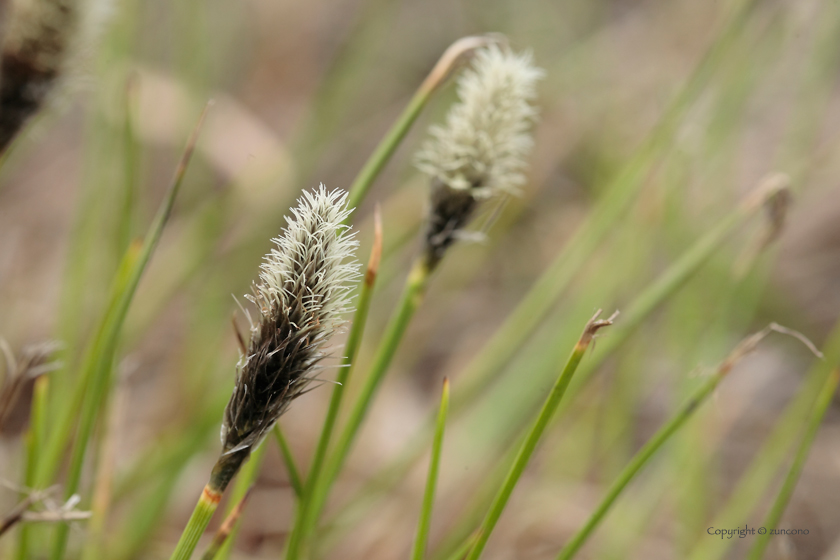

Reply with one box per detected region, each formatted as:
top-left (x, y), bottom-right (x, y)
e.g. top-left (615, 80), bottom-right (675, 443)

top-left (14, 375), bottom-right (49, 560)
top-left (326, 175), bottom-right (788, 542)
top-left (687, 315), bottom-right (840, 560)
top-left (169, 484), bottom-right (224, 560)
top-left (274, 426), bottom-right (304, 498)
top-left (202, 486), bottom-right (255, 560)
top-left (443, 532), bottom-right (480, 560)
top-left (36, 103), bottom-right (210, 490)
top-left (444, 0), bottom-right (760, 417)
top-left (555, 362), bottom-right (725, 558)
top-left (746, 370), bottom-right (840, 560)
top-left (48, 106), bottom-right (210, 560)
top-left (555, 325), bottom-right (825, 560)
top-left (463, 311), bottom-right (616, 560)
top-left (289, 257), bottom-right (431, 560)
top-left (344, 36), bottom-right (493, 212)
top-left (411, 379), bottom-right (450, 560)
top-left (211, 441), bottom-right (268, 560)
top-left (284, 210), bottom-right (383, 557)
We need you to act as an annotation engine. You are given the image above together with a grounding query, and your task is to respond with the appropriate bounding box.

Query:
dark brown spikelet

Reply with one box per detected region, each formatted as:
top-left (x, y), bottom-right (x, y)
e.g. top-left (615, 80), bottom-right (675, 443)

top-left (0, 0), bottom-right (78, 152)
top-left (423, 177), bottom-right (478, 269)
top-left (212, 186), bottom-right (359, 492)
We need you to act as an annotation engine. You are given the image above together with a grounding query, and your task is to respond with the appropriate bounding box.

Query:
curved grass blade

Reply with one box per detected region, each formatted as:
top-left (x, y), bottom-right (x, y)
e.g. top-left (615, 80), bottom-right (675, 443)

top-left (292, 255), bottom-right (434, 560)
top-left (555, 325), bottom-right (813, 560)
top-left (411, 378), bottom-right (450, 560)
top-left (44, 103), bottom-right (211, 560)
top-left (686, 316), bottom-right (840, 560)
top-left (745, 370), bottom-right (839, 560)
top-left (463, 311), bottom-right (617, 560)
top-left (202, 481), bottom-right (257, 560)
top-left (282, 208), bottom-right (383, 559)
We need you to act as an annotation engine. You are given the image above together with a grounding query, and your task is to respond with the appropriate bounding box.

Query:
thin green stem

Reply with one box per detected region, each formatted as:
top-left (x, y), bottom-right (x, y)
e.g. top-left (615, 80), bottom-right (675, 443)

top-left (345, 88), bottom-right (428, 212)
top-left (291, 257), bottom-right (431, 560)
top-left (556, 365), bottom-right (724, 559)
top-left (36, 105), bottom-right (210, 490)
top-left (284, 214), bottom-right (383, 557)
top-left (344, 36), bottom-right (492, 212)
top-left (464, 312), bottom-right (616, 560)
top-left (211, 440), bottom-right (269, 560)
top-left (14, 375), bottom-right (49, 560)
top-left (274, 426), bottom-right (304, 498)
top-left (745, 369), bottom-right (840, 560)
top-left (169, 484), bottom-right (223, 560)
top-left (411, 379), bottom-right (450, 560)
top-left (46, 106), bottom-right (209, 560)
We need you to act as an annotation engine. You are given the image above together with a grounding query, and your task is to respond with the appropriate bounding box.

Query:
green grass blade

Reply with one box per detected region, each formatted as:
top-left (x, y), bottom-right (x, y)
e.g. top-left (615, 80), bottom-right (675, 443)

top-left (687, 317), bottom-right (840, 560)
top-left (745, 370), bottom-right (840, 560)
top-left (36, 104), bottom-right (210, 490)
top-left (411, 378), bottom-right (450, 560)
top-left (210, 442), bottom-right (268, 560)
top-left (274, 425), bottom-right (304, 499)
top-left (201, 487), bottom-right (254, 560)
top-left (44, 105), bottom-right (209, 560)
top-left (555, 325), bottom-right (786, 560)
top-left (14, 375), bottom-right (49, 560)
top-left (283, 210), bottom-right (383, 557)
top-left (302, 258), bottom-right (432, 545)
top-left (463, 312), bottom-right (616, 560)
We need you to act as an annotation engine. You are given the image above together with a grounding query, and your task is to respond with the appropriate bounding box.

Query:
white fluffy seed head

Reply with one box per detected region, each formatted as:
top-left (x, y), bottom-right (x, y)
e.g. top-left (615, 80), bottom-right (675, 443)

top-left (247, 185), bottom-right (360, 341)
top-left (219, 186), bottom-right (360, 460)
top-left (415, 44), bottom-right (544, 198)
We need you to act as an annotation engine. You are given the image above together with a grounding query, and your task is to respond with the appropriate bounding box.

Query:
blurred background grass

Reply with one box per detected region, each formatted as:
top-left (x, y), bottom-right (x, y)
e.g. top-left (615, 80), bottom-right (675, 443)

top-left (2, 0), bottom-right (840, 558)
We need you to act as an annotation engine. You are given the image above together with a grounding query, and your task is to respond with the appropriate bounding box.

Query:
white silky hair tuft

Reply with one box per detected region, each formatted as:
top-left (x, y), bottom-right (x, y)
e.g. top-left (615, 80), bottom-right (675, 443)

top-left (247, 184), bottom-right (360, 338)
top-left (415, 44), bottom-right (544, 197)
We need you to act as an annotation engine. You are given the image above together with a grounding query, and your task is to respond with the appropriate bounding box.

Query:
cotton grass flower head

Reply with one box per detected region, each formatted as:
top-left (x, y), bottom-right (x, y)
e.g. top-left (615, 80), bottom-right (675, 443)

top-left (0, 0), bottom-right (112, 151)
top-left (214, 185), bottom-right (360, 492)
top-left (415, 44), bottom-right (543, 268)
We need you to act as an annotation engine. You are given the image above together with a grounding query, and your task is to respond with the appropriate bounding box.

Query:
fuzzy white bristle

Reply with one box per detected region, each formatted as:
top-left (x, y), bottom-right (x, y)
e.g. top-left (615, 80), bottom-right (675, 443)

top-left (247, 185), bottom-right (360, 339)
top-left (415, 45), bottom-right (543, 197)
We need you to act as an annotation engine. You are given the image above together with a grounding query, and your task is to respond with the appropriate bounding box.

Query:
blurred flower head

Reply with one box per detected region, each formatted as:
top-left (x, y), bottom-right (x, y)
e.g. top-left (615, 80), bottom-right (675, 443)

top-left (415, 44), bottom-right (543, 197)
top-left (220, 185), bottom-right (360, 462)
top-left (415, 44), bottom-right (543, 267)
top-left (0, 0), bottom-right (112, 151)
